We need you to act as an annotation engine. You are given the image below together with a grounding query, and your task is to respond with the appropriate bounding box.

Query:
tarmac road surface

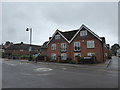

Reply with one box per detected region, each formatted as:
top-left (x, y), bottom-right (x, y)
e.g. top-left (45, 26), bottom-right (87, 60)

top-left (1, 56), bottom-right (118, 88)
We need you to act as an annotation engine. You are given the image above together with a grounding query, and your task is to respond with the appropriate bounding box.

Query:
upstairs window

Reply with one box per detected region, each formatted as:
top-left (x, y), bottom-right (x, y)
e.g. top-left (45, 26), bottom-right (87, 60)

top-left (80, 31), bottom-right (87, 36)
top-left (61, 43), bottom-right (66, 51)
top-left (74, 42), bottom-right (80, 51)
top-left (51, 44), bottom-right (56, 50)
top-left (55, 35), bottom-right (60, 39)
top-left (61, 53), bottom-right (67, 60)
top-left (87, 40), bottom-right (95, 48)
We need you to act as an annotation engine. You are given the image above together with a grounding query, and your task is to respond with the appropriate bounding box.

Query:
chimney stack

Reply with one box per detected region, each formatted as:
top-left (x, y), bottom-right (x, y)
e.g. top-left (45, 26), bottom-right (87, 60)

top-left (49, 37), bottom-right (52, 40)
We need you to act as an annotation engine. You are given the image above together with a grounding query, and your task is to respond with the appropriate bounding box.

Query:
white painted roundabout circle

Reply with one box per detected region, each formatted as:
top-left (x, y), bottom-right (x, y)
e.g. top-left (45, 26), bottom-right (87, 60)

top-left (34, 68), bottom-right (53, 72)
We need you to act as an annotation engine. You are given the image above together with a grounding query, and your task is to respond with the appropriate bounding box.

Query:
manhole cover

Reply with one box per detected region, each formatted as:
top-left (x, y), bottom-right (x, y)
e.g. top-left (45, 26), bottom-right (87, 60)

top-left (34, 68), bottom-right (53, 72)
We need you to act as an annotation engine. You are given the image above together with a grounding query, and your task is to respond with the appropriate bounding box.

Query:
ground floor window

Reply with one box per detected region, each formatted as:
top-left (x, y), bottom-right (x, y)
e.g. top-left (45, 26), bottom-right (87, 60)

top-left (105, 53), bottom-right (107, 57)
top-left (87, 53), bottom-right (95, 56)
top-left (51, 54), bottom-right (57, 60)
top-left (74, 53), bottom-right (81, 60)
top-left (61, 53), bottom-right (67, 60)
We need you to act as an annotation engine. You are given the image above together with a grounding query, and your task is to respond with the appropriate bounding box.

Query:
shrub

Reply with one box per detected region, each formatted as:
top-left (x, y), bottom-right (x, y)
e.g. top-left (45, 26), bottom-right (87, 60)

top-left (60, 60), bottom-right (67, 63)
top-left (78, 56), bottom-right (84, 64)
top-left (69, 60), bottom-right (76, 64)
top-left (49, 59), bottom-right (57, 62)
top-left (37, 55), bottom-right (44, 61)
top-left (20, 55), bottom-right (29, 59)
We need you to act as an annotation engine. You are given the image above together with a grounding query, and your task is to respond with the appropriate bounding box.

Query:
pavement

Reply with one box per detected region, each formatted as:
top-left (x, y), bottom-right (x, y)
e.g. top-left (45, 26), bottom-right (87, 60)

top-left (16, 58), bottom-right (111, 69)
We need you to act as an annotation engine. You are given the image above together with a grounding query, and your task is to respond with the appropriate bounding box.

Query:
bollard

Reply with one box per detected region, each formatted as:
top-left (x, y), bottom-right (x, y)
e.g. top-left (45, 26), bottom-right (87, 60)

top-left (75, 56), bottom-right (79, 64)
top-left (57, 56), bottom-right (61, 63)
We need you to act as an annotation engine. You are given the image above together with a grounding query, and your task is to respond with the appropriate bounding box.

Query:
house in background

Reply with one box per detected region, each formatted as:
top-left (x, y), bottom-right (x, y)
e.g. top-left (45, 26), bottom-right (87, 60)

top-left (4, 42), bottom-right (41, 57)
top-left (3, 41), bottom-right (13, 49)
top-left (111, 43), bottom-right (120, 56)
top-left (0, 44), bottom-right (3, 57)
top-left (47, 24), bottom-right (110, 63)
top-left (117, 48), bottom-right (120, 57)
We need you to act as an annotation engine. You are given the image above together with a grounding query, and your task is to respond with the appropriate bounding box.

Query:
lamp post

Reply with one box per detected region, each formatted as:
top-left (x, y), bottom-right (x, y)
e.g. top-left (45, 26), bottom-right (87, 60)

top-left (26, 28), bottom-right (32, 61)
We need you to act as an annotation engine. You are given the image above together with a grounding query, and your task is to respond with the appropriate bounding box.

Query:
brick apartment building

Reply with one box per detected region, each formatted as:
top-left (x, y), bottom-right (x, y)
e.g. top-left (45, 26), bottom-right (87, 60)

top-left (47, 24), bottom-right (110, 63)
top-left (40, 41), bottom-right (48, 56)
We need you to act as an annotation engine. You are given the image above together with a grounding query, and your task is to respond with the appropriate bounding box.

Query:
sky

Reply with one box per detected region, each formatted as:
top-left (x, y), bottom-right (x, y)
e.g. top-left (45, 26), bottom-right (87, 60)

top-left (2, 2), bottom-right (118, 46)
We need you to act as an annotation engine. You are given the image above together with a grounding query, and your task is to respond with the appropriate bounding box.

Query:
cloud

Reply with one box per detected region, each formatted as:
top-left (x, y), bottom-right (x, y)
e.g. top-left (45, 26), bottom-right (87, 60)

top-left (2, 2), bottom-right (118, 46)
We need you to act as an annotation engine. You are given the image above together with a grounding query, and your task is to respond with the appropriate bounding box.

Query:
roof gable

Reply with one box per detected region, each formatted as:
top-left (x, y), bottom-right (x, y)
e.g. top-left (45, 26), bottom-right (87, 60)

top-left (59, 30), bottom-right (79, 41)
top-left (69, 24), bottom-right (102, 43)
top-left (47, 24), bottom-right (103, 45)
top-left (47, 30), bottom-right (70, 45)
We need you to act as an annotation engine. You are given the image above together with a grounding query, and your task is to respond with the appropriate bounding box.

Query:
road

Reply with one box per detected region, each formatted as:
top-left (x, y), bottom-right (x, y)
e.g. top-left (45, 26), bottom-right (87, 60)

top-left (2, 56), bottom-right (118, 88)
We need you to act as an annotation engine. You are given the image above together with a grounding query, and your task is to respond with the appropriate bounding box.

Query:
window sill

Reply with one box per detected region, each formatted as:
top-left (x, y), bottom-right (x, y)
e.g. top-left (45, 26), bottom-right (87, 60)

top-left (51, 50), bottom-right (56, 51)
top-left (60, 50), bottom-right (67, 53)
top-left (87, 48), bottom-right (95, 49)
top-left (74, 50), bottom-right (81, 52)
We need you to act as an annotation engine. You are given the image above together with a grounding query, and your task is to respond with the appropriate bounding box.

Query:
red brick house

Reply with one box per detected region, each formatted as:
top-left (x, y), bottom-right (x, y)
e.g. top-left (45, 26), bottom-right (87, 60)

top-left (47, 24), bottom-right (110, 63)
top-left (4, 42), bottom-right (41, 56)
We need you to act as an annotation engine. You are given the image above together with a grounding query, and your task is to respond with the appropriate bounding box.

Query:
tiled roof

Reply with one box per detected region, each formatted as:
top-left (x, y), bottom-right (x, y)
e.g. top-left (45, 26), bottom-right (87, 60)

top-left (43, 41), bottom-right (49, 46)
top-left (6, 43), bottom-right (41, 50)
top-left (41, 41), bottom-right (48, 48)
top-left (47, 24), bottom-right (104, 45)
top-left (59, 30), bottom-right (79, 41)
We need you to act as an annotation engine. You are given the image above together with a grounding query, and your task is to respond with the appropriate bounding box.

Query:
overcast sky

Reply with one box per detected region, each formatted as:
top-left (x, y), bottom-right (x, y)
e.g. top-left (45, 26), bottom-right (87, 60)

top-left (2, 2), bottom-right (118, 46)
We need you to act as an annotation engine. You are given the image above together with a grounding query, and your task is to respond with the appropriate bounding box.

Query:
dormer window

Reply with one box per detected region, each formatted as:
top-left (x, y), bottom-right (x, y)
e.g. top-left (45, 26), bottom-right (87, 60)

top-left (55, 35), bottom-right (60, 39)
top-left (80, 31), bottom-right (87, 36)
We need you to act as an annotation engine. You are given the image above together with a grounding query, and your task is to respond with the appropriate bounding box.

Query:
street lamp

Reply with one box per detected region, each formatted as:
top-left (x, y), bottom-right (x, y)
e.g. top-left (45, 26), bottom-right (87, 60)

top-left (26, 28), bottom-right (32, 61)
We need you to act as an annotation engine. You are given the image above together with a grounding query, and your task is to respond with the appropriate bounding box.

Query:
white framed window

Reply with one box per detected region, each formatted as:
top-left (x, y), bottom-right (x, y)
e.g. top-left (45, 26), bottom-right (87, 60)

top-left (20, 49), bottom-right (23, 52)
top-left (74, 53), bottom-right (81, 60)
top-left (55, 34), bottom-right (60, 39)
top-left (80, 31), bottom-right (87, 36)
top-left (51, 54), bottom-right (57, 60)
top-left (74, 42), bottom-right (80, 51)
top-left (61, 43), bottom-right (66, 51)
top-left (87, 40), bottom-right (95, 48)
top-left (105, 53), bottom-right (107, 56)
top-left (87, 53), bottom-right (95, 56)
top-left (61, 53), bottom-right (67, 60)
top-left (51, 44), bottom-right (56, 50)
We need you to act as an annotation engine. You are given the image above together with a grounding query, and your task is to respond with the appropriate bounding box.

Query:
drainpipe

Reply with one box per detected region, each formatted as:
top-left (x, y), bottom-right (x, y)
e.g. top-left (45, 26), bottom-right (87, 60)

top-left (102, 43), bottom-right (105, 62)
top-left (101, 39), bottom-right (105, 62)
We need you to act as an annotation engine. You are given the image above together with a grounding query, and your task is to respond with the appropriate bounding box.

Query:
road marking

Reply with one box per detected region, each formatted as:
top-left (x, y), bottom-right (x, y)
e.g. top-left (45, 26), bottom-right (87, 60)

top-left (21, 72), bottom-right (54, 76)
top-left (20, 62), bottom-right (30, 64)
top-left (61, 68), bottom-right (67, 70)
top-left (34, 68), bottom-right (53, 72)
